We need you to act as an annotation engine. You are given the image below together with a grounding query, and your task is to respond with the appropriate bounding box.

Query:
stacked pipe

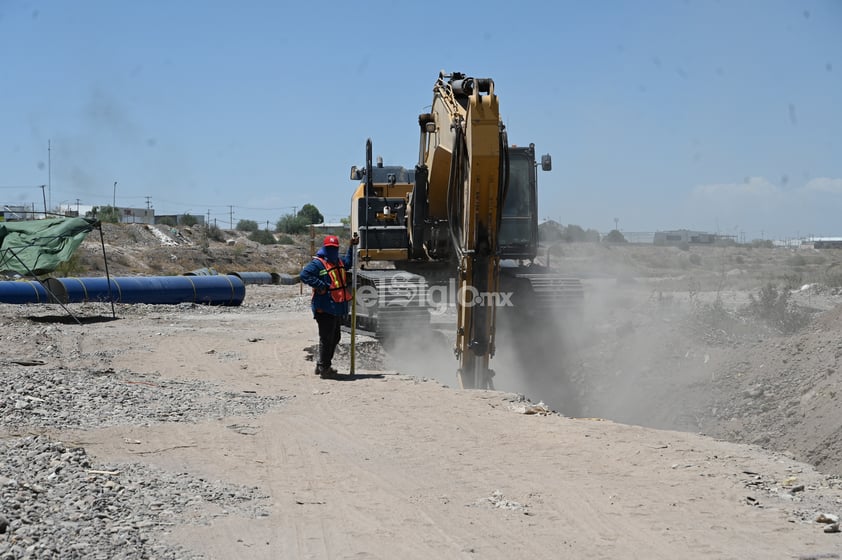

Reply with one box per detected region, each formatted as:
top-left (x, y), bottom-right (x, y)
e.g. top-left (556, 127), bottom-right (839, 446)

top-left (6, 276), bottom-right (249, 306)
top-left (43, 276), bottom-right (245, 306)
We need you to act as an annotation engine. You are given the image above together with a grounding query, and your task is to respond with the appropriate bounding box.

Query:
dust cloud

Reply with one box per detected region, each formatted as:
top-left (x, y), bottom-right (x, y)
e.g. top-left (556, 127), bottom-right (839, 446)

top-left (379, 327), bottom-right (464, 389)
top-left (350, 241), bottom-right (839, 456)
top-left (477, 259), bottom-right (720, 430)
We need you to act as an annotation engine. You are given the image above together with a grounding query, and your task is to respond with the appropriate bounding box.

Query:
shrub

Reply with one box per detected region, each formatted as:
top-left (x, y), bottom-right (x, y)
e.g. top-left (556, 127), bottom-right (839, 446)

top-left (237, 219), bottom-right (259, 232)
top-left (277, 213), bottom-right (309, 234)
top-left (603, 229), bottom-right (627, 243)
top-left (744, 283), bottom-right (811, 334)
top-left (276, 234), bottom-right (295, 245)
top-left (690, 293), bottom-right (744, 344)
top-left (249, 230), bottom-right (278, 245)
top-left (207, 224), bottom-right (226, 242)
top-left (297, 203), bottom-right (324, 225)
top-left (786, 254), bottom-right (807, 267)
top-left (563, 224), bottom-right (587, 242)
top-left (688, 253), bottom-right (702, 265)
top-left (781, 272), bottom-right (803, 290)
top-left (824, 263), bottom-right (842, 287)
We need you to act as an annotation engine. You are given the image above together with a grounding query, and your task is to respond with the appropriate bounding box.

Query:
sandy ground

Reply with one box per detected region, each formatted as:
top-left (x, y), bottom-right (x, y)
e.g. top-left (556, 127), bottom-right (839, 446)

top-left (5, 283), bottom-right (842, 559)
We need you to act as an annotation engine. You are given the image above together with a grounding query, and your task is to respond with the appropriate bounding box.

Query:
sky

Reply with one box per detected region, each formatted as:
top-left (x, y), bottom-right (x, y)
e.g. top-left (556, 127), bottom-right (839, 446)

top-left (1, 0), bottom-right (840, 241)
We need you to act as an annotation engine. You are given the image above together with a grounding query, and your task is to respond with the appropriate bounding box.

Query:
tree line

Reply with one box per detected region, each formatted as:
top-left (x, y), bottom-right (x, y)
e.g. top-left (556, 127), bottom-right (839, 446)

top-left (90, 202), bottom-right (634, 246)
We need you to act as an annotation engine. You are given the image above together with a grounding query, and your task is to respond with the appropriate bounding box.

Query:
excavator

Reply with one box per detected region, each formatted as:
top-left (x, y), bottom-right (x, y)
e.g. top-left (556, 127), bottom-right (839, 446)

top-left (348, 71), bottom-right (582, 391)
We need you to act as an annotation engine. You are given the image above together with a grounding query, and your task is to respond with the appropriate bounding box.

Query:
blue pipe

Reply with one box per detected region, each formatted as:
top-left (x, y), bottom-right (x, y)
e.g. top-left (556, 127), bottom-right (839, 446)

top-left (228, 271), bottom-right (274, 285)
top-left (276, 273), bottom-right (300, 285)
top-left (42, 275), bottom-right (246, 306)
top-left (0, 280), bottom-right (50, 304)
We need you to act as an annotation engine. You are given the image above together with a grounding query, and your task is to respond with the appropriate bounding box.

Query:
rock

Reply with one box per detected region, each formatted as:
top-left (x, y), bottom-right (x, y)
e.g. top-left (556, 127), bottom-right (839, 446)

top-left (816, 513), bottom-right (839, 524)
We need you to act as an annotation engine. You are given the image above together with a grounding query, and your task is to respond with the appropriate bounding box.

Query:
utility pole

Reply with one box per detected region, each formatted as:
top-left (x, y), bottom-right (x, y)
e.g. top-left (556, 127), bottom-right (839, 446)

top-left (145, 196), bottom-right (152, 210)
top-left (229, 205), bottom-right (234, 229)
top-left (76, 199), bottom-right (80, 214)
top-left (113, 181), bottom-right (117, 208)
top-left (47, 139), bottom-right (52, 211)
top-left (40, 185), bottom-right (47, 217)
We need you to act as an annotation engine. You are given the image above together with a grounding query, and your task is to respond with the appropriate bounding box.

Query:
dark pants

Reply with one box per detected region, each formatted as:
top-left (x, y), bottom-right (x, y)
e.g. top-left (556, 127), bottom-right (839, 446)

top-left (314, 312), bottom-right (342, 369)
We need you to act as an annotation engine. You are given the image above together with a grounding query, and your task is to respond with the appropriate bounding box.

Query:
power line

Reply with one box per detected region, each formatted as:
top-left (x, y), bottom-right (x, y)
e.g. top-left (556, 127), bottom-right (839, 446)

top-left (235, 205), bottom-right (297, 211)
top-left (0, 189), bottom-right (299, 214)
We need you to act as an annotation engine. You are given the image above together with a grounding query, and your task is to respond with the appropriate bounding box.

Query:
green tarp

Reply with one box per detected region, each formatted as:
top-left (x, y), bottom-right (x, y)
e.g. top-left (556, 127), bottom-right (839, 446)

top-left (0, 217), bottom-right (99, 276)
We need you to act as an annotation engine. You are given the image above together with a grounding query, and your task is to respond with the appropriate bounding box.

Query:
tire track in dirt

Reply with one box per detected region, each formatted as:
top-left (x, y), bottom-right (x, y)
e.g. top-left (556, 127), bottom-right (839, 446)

top-left (259, 337), bottom-right (474, 558)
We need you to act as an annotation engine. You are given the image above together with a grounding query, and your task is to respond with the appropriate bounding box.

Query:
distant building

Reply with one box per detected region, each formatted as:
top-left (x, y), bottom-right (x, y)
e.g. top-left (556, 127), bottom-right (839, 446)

top-left (57, 203), bottom-right (94, 219)
top-left (1, 205), bottom-right (37, 221)
top-left (654, 229), bottom-right (718, 245)
top-left (154, 214), bottom-right (205, 226)
top-left (118, 207), bottom-right (155, 225)
top-left (811, 237), bottom-right (842, 249)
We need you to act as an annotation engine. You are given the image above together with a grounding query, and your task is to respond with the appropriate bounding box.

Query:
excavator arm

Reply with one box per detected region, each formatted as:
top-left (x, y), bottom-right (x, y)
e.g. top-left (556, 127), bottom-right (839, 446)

top-left (418, 72), bottom-right (508, 389)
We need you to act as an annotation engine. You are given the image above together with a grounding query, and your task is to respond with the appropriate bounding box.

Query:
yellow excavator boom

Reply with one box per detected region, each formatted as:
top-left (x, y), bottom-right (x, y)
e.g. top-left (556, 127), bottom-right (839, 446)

top-left (419, 72), bottom-right (506, 389)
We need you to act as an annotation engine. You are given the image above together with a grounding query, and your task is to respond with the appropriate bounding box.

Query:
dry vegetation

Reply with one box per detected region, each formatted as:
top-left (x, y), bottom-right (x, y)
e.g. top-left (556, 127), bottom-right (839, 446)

top-left (70, 222), bottom-right (318, 277)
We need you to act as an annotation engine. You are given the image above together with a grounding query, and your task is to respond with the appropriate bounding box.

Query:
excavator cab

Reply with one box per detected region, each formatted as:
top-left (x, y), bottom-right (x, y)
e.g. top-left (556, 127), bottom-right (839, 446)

top-left (500, 143), bottom-right (549, 261)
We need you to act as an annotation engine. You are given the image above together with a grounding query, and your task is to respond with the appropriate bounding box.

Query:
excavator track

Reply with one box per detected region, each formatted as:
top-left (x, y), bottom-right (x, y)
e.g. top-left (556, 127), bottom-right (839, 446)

top-left (500, 266), bottom-right (584, 317)
top-left (345, 269), bottom-right (432, 341)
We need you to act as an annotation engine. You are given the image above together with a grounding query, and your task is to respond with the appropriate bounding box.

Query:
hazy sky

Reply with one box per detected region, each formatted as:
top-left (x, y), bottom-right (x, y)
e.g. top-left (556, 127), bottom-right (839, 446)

top-left (1, 0), bottom-right (839, 240)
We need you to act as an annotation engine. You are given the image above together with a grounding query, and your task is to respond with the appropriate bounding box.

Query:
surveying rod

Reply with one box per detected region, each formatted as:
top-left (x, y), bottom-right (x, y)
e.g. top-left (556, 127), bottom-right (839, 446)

top-left (350, 233), bottom-right (359, 375)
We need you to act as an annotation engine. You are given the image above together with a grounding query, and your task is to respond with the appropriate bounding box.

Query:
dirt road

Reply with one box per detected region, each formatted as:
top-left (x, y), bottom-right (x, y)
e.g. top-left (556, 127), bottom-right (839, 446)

top-left (3, 284), bottom-right (834, 559)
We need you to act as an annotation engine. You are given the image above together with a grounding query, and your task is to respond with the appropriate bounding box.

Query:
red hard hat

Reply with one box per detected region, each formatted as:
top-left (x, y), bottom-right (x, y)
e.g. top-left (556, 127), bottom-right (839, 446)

top-left (323, 235), bottom-right (340, 247)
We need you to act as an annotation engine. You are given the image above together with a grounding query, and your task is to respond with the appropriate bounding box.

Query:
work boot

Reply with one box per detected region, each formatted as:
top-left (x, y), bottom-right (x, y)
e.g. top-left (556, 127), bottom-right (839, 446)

top-left (320, 366), bottom-right (339, 379)
top-left (315, 364), bottom-right (336, 379)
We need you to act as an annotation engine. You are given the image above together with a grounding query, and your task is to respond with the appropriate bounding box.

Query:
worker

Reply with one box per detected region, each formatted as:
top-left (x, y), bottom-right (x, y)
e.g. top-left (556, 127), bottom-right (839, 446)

top-left (299, 233), bottom-right (358, 379)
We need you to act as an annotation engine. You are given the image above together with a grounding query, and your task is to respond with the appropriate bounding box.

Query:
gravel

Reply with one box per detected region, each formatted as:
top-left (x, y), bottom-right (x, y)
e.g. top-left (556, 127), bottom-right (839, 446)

top-left (0, 296), bottom-right (297, 559)
top-left (1, 364), bottom-right (289, 431)
top-left (0, 436), bottom-right (268, 560)
top-left (0, 358), bottom-right (285, 558)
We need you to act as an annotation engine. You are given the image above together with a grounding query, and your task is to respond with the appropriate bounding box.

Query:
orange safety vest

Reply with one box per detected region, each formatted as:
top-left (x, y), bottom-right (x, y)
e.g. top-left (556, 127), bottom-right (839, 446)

top-left (314, 256), bottom-right (351, 303)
